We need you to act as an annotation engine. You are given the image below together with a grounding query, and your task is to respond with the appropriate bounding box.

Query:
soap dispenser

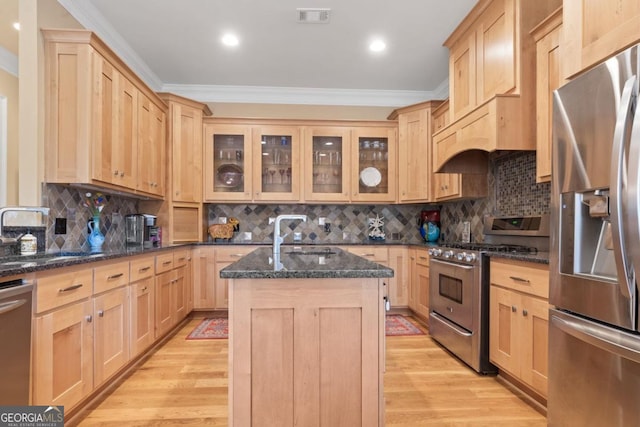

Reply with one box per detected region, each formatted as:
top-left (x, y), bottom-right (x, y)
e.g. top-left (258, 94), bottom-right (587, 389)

top-left (20, 230), bottom-right (37, 255)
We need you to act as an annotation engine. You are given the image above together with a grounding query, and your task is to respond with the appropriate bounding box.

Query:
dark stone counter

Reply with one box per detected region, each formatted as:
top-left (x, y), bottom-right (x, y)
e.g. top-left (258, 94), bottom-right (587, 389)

top-left (220, 247), bottom-right (394, 279)
top-left (486, 250), bottom-right (550, 265)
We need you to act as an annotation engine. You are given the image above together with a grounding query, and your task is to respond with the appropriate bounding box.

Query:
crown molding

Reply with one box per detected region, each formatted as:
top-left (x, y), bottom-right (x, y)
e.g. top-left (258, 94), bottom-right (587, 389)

top-left (0, 46), bottom-right (18, 77)
top-left (433, 79), bottom-right (449, 100)
top-left (161, 84), bottom-right (440, 107)
top-left (57, 0), bottom-right (163, 90)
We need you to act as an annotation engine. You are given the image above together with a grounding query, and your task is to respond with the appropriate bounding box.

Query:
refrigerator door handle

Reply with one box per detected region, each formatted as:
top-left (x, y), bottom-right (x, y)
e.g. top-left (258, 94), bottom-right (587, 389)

top-left (551, 311), bottom-right (640, 363)
top-left (610, 75), bottom-right (637, 299)
top-left (627, 78), bottom-right (640, 293)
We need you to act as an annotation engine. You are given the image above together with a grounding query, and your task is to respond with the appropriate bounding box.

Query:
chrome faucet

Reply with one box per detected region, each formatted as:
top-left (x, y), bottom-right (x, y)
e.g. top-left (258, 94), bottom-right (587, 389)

top-left (273, 214), bottom-right (307, 258)
top-left (0, 206), bottom-right (51, 242)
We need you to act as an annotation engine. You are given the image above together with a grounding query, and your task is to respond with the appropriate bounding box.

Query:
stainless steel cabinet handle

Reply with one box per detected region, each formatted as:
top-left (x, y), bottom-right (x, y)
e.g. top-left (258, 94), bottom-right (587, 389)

top-left (59, 283), bottom-right (83, 293)
top-left (231, 254), bottom-right (244, 257)
top-left (86, 315), bottom-right (93, 323)
top-left (522, 309), bottom-right (528, 317)
top-left (177, 257), bottom-right (186, 261)
top-left (509, 276), bottom-right (530, 283)
top-left (419, 256), bottom-right (428, 261)
top-left (163, 261), bottom-right (172, 265)
top-left (108, 273), bottom-right (124, 280)
top-left (98, 310), bottom-right (104, 317)
top-left (383, 296), bottom-right (391, 311)
top-left (139, 266), bottom-right (151, 272)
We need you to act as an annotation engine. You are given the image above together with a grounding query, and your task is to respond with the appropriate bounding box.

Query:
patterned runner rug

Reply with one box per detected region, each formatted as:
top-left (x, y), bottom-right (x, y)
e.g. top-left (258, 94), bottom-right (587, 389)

top-left (187, 314), bottom-right (425, 340)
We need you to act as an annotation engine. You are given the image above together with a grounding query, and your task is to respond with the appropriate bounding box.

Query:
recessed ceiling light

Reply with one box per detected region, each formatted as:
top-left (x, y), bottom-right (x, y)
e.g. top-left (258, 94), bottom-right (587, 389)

top-left (12, 22), bottom-right (20, 31)
top-left (369, 39), bottom-right (386, 53)
top-left (221, 33), bottom-right (239, 47)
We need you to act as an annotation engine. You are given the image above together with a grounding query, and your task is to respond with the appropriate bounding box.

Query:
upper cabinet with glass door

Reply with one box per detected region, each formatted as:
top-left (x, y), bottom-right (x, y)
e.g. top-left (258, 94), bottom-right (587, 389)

top-left (304, 127), bottom-right (351, 202)
top-left (253, 125), bottom-right (301, 202)
top-left (203, 124), bottom-right (253, 201)
top-left (350, 126), bottom-right (397, 203)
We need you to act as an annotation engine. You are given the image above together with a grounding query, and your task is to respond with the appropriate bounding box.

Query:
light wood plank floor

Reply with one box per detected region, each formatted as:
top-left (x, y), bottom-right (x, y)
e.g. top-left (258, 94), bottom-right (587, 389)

top-left (73, 316), bottom-right (546, 426)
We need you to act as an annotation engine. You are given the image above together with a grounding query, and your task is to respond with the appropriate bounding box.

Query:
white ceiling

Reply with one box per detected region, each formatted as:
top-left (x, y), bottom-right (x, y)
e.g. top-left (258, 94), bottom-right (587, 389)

top-left (57, 0), bottom-right (477, 107)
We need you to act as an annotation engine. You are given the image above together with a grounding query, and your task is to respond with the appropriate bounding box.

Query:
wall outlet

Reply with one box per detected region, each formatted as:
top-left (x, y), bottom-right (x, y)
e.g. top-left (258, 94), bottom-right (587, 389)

top-left (243, 232), bottom-right (252, 241)
top-left (111, 212), bottom-right (122, 225)
top-left (318, 217), bottom-right (326, 225)
top-left (293, 232), bottom-right (302, 241)
top-left (343, 232), bottom-right (350, 240)
top-left (269, 217), bottom-right (275, 224)
top-left (54, 218), bottom-right (67, 235)
top-left (219, 217), bottom-right (227, 224)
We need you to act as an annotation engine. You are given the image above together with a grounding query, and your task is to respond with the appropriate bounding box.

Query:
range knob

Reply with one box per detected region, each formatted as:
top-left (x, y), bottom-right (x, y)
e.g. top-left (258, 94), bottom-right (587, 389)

top-left (443, 250), bottom-right (454, 259)
top-left (428, 248), bottom-right (442, 257)
top-left (456, 252), bottom-right (465, 261)
top-left (465, 253), bottom-right (477, 262)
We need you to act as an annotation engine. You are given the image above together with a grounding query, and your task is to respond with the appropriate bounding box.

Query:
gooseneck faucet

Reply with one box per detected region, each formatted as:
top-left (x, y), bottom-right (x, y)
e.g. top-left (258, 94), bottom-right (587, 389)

top-left (273, 214), bottom-right (307, 258)
top-left (0, 206), bottom-right (51, 242)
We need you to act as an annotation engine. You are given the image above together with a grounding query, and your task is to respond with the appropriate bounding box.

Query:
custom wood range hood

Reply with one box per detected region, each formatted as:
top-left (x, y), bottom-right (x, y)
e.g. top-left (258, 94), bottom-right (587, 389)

top-left (431, 0), bottom-right (560, 174)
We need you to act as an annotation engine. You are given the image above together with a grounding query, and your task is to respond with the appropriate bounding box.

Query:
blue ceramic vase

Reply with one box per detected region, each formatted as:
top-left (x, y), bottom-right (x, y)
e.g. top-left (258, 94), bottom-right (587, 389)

top-left (88, 215), bottom-right (105, 253)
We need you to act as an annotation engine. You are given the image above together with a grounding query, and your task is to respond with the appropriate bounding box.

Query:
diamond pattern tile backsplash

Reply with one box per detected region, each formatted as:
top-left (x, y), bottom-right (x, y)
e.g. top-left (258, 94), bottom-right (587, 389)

top-left (34, 151), bottom-right (549, 250)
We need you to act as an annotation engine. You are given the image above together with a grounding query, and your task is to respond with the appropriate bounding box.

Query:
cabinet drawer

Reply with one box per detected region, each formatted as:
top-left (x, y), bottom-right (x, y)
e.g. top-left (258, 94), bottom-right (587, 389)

top-left (130, 256), bottom-right (155, 282)
top-left (156, 252), bottom-right (175, 274)
top-left (215, 246), bottom-right (257, 262)
top-left (94, 260), bottom-right (130, 294)
top-left (173, 249), bottom-right (190, 267)
top-left (490, 258), bottom-right (549, 299)
top-left (414, 249), bottom-right (430, 267)
top-left (36, 267), bottom-right (93, 313)
top-left (346, 247), bottom-right (388, 263)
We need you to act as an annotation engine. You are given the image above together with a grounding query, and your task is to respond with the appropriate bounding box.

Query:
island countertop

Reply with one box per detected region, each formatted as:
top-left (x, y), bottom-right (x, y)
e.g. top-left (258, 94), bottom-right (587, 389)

top-left (220, 246), bottom-right (394, 279)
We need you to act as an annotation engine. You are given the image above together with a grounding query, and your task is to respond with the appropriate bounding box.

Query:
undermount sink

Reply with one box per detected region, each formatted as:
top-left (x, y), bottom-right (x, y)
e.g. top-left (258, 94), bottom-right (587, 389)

top-left (285, 248), bottom-right (336, 256)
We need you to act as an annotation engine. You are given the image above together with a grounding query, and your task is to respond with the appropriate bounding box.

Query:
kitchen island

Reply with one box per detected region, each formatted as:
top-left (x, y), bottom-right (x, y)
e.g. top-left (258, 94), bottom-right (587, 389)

top-left (220, 246), bottom-right (393, 427)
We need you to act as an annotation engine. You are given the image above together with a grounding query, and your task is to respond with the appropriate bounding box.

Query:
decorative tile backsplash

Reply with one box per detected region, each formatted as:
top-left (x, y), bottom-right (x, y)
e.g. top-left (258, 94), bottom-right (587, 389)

top-left (33, 151), bottom-right (550, 250)
top-left (42, 184), bottom-right (137, 252)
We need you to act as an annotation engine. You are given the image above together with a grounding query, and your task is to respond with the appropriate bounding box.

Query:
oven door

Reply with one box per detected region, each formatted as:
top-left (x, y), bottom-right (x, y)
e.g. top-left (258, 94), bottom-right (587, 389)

top-left (429, 258), bottom-right (476, 331)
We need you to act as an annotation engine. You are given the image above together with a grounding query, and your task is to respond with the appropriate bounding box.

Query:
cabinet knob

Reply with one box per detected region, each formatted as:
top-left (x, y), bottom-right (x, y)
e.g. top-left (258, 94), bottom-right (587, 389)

top-left (522, 309), bottom-right (528, 317)
top-left (511, 306), bottom-right (517, 313)
top-left (86, 315), bottom-right (93, 323)
top-left (98, 310), bottom-right (104, 317)
top-left (113, 170), bottom-right (119, 176)
top-left (120, 172), bottom-right (124, 177)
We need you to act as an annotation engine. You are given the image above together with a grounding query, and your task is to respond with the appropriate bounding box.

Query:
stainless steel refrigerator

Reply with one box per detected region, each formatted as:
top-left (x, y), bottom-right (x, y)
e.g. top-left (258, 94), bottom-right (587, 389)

top-left (549, 43), bottom-right (640, 426)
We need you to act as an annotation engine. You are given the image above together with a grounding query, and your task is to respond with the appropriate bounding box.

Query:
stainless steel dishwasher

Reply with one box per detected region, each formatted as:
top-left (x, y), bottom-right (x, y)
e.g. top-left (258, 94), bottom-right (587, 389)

top-left (0, 278), bottom-right (33, 404)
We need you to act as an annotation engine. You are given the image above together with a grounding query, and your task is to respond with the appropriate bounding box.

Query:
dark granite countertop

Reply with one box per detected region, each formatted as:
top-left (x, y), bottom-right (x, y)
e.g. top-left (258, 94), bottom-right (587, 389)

top-left (219, 247), bottom-right (394, 279)
top-left (486, 251), bottom-right (550, 265)
top-left (0, 245), bottom-right (182, 278)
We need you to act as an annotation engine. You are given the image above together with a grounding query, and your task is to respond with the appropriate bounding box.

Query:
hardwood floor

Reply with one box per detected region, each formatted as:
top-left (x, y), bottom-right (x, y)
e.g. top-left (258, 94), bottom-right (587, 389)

top-left (73, 316), bottom-right (546, 426)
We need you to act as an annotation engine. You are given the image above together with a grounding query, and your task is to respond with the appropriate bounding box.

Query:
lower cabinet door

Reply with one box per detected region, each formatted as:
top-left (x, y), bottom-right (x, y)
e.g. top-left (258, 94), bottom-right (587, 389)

top-left (489, 285), bottom-right (519, 374)
top-left (155, 270), bottom-right (173, 338)
top-left (94, 286), bottom-right (130, 386)
top-left (33, 299), bottom-right (94, 408)
top-left (130, 277), bottom-right (155, 357)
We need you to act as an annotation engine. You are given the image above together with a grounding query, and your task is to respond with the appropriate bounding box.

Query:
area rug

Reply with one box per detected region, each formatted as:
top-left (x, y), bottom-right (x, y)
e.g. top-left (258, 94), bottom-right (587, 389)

top-left (187, 315), bottom-right (424, 339)
top-left (385, 314), bottom-right (425, 336)
top-left (186, 318), bottom-right (229, 340)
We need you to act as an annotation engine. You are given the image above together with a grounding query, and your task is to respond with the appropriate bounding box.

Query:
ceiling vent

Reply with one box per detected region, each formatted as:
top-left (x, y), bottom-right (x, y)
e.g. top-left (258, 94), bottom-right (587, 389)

top-left (297, 8), bottom-right (331, 24)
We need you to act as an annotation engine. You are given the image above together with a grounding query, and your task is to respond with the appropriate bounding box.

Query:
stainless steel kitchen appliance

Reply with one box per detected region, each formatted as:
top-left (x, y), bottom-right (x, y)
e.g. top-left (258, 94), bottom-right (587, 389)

top-left (428, 215), bottom-right (549, 374)
top-left (549, 43), bottom-right (640, 426)
top-left (125, 214), bottom-right (145, 246)
top-left (0, 278), bottom-right (33, 404)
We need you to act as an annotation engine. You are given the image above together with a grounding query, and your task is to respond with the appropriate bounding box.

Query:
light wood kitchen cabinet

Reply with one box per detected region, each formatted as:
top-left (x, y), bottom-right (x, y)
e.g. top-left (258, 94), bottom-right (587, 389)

top-left (253, 125), bottom-right (302, 202)
top-left (436, 0), bottom-right (560, 172)
top-left (432, 172), bottom-right (487, 201)
top-left (155, 250), bottom-right (192, 338)
top-left (532, 8), bottom-right (562, 184)
top-left (389, 101), bottom-right (442, 203)
top-left (303, 126), bottom-right (352, 202)
top-left (33, 266), bottom-right (94, 408)
top-left (137, 93), bottom-right (166, 196)
top-left (203, 123), bottom-right (254, 202)
top-left (387, 246), bottom-right (409, 308)
top-left (129, 256), bottom-right (155, 358)
top-left (93, 286), bottom-right (130, 386)
top-left (489, 258), bottom-right (549, 398)
top-left (43, 29), bottom-right (167, 199)
top-left (351, 126), bottom-right (397, 203)
top-left (562, 0), bottom-right (640, 80)
top-left (409, 248), bottom-right (430, 323)
top-left (192, 246), bottom-right (216, 309)
top-left (213, 246), bottom-right (258, 309)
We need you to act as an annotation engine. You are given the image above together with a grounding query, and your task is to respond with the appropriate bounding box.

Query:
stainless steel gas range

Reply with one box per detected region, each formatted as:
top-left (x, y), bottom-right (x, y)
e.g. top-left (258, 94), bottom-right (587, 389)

top-left (427, 215), bottom-right (549, 374)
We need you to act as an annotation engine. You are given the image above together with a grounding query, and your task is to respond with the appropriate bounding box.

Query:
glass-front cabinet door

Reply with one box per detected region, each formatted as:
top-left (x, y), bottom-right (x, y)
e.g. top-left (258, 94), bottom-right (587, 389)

top-left (304, 127), bottom-right (351, 202)
top-left (203, 124), bottom-right (253, 201)
top-left (253, 125), bottom-right (301, 201)
top-left (350, 126), bottom-right (397, 202)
